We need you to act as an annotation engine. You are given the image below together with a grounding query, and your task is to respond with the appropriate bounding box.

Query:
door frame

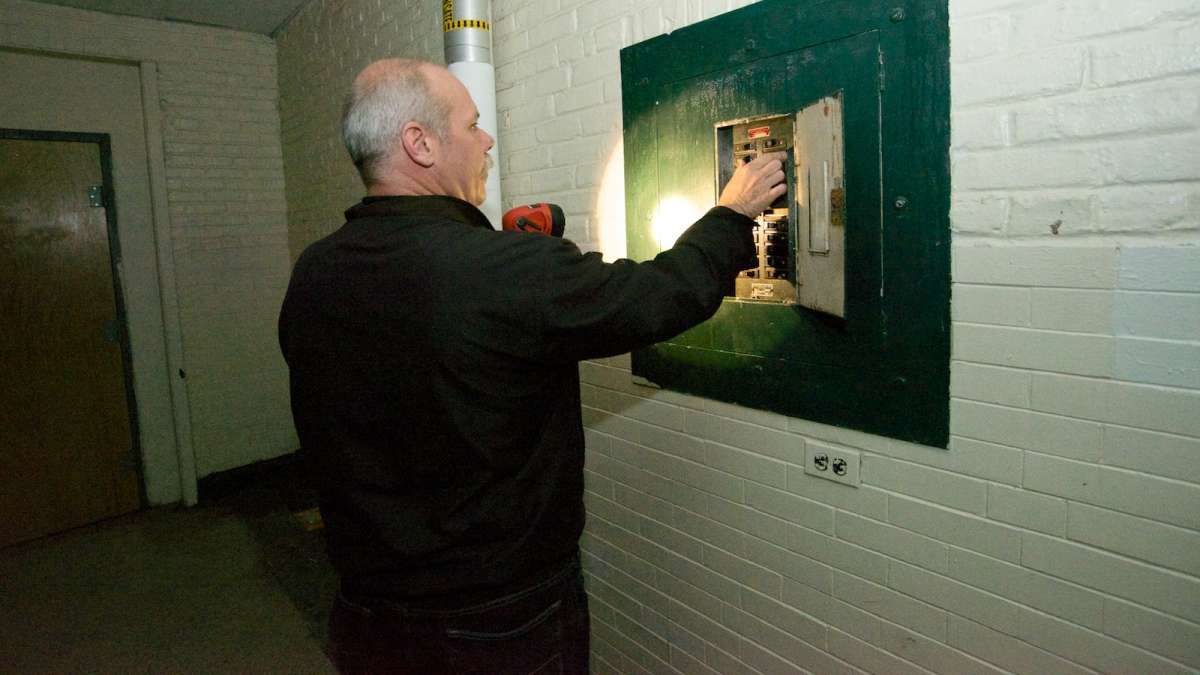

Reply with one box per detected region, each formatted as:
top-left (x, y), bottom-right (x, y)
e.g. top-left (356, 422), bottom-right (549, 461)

top-left (0, 127), bottom-right (145, 503)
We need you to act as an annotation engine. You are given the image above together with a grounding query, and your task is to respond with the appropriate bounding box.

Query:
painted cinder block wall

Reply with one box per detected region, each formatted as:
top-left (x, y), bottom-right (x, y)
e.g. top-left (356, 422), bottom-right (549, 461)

top-left (1, 0), bottom-right (296, 489)
top-left (275, 0), bottom-right (1200, 672)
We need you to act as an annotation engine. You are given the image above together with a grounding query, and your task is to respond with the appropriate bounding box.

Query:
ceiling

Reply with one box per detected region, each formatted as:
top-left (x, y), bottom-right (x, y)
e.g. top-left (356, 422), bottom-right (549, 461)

top-left (28, 0), bottom-right (313, 36)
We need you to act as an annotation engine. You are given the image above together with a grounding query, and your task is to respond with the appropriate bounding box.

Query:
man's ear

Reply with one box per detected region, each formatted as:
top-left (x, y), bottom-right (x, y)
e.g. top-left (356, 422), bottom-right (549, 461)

top-left (400, 121), bottom-right (436, 168)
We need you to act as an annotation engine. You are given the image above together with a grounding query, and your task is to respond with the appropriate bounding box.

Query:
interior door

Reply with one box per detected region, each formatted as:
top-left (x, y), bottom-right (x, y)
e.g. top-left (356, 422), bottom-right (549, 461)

top-left (0, 134), bottom-right (141, 548)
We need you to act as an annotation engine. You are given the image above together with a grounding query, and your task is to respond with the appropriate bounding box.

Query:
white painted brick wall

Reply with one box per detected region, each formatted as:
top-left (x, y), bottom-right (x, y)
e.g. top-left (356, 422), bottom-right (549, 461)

top-left (1, 0), bottom-right (294, 477)
top-left (274, 0), bottom-right (1200, 672)
top-left (276, 0), bottom-right (445, 259)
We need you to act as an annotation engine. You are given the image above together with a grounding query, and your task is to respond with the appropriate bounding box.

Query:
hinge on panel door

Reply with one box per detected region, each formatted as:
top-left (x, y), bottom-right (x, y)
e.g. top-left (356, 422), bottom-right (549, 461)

top-left (88, 185), bottom-right (104, 207)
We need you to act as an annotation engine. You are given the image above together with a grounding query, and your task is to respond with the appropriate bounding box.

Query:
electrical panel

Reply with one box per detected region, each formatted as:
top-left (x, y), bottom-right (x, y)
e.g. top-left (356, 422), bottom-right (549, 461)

top-left (620, 0), bottom-right (950, 446)
top-left (715, 96), bottom-right (846, 317)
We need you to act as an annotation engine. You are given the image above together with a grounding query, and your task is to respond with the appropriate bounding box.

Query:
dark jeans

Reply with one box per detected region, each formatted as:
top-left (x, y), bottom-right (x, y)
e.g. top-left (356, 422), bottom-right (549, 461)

top-left (328, 561), bottom-right (590, 674)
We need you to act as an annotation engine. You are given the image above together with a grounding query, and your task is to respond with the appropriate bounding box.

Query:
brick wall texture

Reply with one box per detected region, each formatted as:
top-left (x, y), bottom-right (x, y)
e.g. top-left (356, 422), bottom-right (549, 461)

top-left (1, 0), bottom-right (295, 477)
top-left (276, 0), bottom-right (445, 258)
top-left (275, 0), bottom-right (1200, 672)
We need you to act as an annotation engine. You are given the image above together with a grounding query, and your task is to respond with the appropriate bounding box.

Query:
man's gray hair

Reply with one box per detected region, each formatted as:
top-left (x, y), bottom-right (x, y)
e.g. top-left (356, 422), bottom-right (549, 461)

top-left (342, 60), bottom-right (451, 186)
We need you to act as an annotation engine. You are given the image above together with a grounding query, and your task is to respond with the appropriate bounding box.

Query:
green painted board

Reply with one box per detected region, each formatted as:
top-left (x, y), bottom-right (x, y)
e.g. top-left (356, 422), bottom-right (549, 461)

top-left (621, 0), bottom-right (950, 447)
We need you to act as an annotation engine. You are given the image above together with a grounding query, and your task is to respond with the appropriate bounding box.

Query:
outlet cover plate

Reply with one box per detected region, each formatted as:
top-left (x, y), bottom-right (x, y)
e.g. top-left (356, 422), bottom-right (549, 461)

top-left (804, 441), bottom-right (860, 487)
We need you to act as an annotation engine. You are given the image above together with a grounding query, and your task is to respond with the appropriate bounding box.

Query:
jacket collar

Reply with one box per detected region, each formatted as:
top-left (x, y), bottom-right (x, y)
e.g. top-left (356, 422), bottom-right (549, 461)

top-left (345, 195), bottom-right (493, 231)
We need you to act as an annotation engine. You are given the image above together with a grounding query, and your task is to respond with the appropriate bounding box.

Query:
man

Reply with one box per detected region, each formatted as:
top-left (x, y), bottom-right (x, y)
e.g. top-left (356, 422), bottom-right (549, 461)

top-left (279, 58), bottom-right (784, 674)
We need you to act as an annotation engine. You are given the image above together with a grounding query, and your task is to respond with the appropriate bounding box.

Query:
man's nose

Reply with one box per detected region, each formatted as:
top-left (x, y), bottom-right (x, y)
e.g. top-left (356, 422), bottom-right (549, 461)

top-left (483, 129), bottom-right (495, 151)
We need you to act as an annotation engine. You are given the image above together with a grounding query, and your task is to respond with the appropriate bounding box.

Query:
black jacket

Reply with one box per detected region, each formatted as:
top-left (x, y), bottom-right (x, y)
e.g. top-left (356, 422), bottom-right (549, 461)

top-left (279, 195), bottom-right (754, 603)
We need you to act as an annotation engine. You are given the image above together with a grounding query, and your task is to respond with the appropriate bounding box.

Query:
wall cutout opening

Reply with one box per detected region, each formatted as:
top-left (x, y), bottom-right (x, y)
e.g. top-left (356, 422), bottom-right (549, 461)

top-left (621, 0), bottom-right (950, 446)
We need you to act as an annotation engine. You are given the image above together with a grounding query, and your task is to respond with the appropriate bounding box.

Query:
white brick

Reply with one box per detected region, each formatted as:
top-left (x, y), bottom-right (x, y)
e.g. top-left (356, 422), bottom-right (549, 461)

top-left (1051, 0), bottom-right (1200, 41)
top-left (1095, 465), bottom-right (1200, 530)
top-left (1068, 502), bottom-right (1200, 576)
top-left (889, 495), bottom-right (1022, 563)
top-left (953, 145), bottom-right (1104, 190)
top-left (533, 114), bottom-right (581, 144)
top-left (949, 13), bottom-right (1012, 63)
top-left (1120, 246), bottom-right (1200, 292)
top-left (785, 525), bottom-right (890, 585)
top-left (1114, 290), bottom-right (1200, 340)
top-left (950, 193), bottom-right (1008, 234)
top-left (953, 45), bottom-right (1085, 106)
top-left (743, 483), bottom-right (834, 535)
top-left (948, 617), bottom-right (1095, 675)
top-left (638, 424), bottom-right (705, 462)
top-left (836, 512), bottom-right (949, 574)
top-left (1016, 607), bottom-right (1194, 675)
top-left (1007, 190), bottom-right (1092, 237)
top-left (1115, 336), bottom-right (1200, 388)
top-left (1107, 132), bottom-right (1200, 184)
top-left (893, 435), bottom-right (1023, 486)
top-left (594, 17), bottom-right (630, 51)
top-left (736, 588), bottom-right (826, 647)
top-left (707, 495), bottom-right (791, 544)
top-left (742, 633), bottom-right (846, 675)
top-left (1023, 452), bottom-right (1101, 503)
top-left (781, 576), bottom-right (832, 622)
top-left (623, 394), bottom-right (687, 430)
top-left (1022, 532), bottom-right (1200, 623)
top-left (703, 442), bottom-right (788, 489)
top-left (1094, 184), bottom-right (1200, 233)
top-left (987, 483), bottom-right (1068, 535)
top-left (703, 545), bottom-right (781, 597)
top-left (1102, 425), bottom-right (1200, 484)
top-left (828, 600), bottom-right (1000, 675)
top-left (953, 324), bottom-right (1114, 377)
top-left (951, 284), bottom-right (1030, 326)
top-left (863, 456), bottom-right (989, 514)
top-left (1103, 598), bottom-right (1200, 670)
top-left (615, 483), bottom-right (673, 524)
top-left (952, 244), bottom-right (1118, 288)
top-left (1106, 379), bottom-right (1200, 437)
top-left (951, 108), bottom-right (1010, 149)
top-left (1013, 84), bottom-right (1200, 144)
top-left (889, 561), bottom-right (1023, 635)
top-left (950, 362), bottom-right (1032, 408)
top-left (784, 465), bottom-right (889, 520)
top-left (832, 570), bottom-right (948, 641)
top-left (1030, 288), bottom-right (1113, 333)
top-left (526, 165), bottom-right (576, 192)
top-left (826, 626), bottom-right (930, 675)
top-left (1092, 21), bottom-right (1200, 87)
top-left (1030, 372), bottom-right (1109, 421)
top-left (673, 507), bottom-right (744, 554)
top-left (948, 547), bottom-right (1105, 631)
top-left (507, 146), bottom-right (551, 173)
top-left (705, 415), bottom-right (801, 461)
top-left (953, 399), bottom-right (1103, 461)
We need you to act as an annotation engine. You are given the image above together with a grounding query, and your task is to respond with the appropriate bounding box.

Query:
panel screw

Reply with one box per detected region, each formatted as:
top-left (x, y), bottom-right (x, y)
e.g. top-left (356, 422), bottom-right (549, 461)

top-left (890, 7), bottom-right (906, 22)
top-left (894, 196), bottom-right (909, 210)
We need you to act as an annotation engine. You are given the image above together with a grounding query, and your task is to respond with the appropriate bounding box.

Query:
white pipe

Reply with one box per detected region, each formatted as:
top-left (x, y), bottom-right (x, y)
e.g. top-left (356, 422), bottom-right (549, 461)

top-left (444, 0), bottom-right (501, 229)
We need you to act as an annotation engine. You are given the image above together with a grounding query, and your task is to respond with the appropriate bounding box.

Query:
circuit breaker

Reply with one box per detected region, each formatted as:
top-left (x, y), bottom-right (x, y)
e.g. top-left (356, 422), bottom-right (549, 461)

top-left (620, 0), bottom-right (950, 446)
top-left (716, 96), bottom-right (846, 317)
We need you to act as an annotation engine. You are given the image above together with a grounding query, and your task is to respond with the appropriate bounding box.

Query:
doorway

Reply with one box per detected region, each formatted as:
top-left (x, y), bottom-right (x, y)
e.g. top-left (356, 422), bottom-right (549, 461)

top-left (0, 129), bottom-right (142, 548)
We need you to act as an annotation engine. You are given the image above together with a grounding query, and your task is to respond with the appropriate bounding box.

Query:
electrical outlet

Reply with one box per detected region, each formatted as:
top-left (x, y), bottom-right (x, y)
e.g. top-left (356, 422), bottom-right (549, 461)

top-left (804, 441), bottom-right (860, 487)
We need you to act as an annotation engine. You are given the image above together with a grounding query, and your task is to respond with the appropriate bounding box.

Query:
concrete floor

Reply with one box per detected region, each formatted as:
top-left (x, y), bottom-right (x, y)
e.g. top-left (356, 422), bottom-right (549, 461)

top-left (0, 459), bottom-right (338, 674)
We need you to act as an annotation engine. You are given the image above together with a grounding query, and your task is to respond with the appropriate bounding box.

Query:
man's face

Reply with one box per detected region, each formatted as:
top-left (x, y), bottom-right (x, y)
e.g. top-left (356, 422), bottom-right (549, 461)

top-left (433, 72), bottom-right (495, 206)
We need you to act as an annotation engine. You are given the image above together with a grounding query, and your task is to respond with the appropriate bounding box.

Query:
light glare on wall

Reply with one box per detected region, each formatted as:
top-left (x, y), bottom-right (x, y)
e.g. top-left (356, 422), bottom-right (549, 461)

top-left (650, 195), bottom-right (703, 251)
top-left (594, 141), bottom-right (626, 262)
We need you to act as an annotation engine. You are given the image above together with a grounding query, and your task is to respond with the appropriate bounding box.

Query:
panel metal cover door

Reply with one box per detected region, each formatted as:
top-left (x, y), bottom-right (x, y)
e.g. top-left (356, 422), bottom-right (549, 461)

top-left (0, 136), bottom-right (140, 548)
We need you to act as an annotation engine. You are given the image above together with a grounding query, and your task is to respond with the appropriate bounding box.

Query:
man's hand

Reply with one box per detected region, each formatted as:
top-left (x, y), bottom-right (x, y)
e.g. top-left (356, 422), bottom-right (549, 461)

top-left (717, 152), bottom-right (787, 218)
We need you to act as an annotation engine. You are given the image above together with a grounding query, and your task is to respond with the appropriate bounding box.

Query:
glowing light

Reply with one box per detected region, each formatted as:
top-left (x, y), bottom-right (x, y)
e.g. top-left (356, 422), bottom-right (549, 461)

top-left (651, 195), bottom-right (704, 251)
top-left (594, 140), bottom-right (627, 262)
